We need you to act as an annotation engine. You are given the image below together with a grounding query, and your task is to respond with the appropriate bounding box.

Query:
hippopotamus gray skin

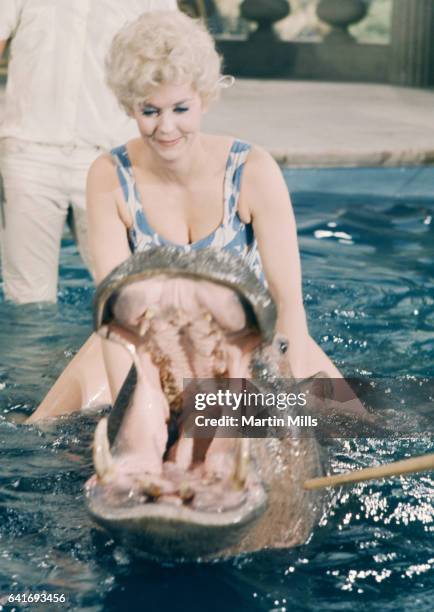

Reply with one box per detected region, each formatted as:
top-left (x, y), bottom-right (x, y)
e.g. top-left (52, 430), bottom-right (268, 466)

top-left (85, 247), bottom-right (328, 561)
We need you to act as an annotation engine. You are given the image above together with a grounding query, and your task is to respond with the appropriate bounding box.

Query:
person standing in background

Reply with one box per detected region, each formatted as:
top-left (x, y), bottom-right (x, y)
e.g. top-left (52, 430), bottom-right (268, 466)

top-left (0, 0), bottom-right (178, 304)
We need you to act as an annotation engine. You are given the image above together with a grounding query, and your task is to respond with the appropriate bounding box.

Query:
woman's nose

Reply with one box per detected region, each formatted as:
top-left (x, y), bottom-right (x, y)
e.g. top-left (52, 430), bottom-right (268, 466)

top-left (157, 111), bottom-right (175, 134)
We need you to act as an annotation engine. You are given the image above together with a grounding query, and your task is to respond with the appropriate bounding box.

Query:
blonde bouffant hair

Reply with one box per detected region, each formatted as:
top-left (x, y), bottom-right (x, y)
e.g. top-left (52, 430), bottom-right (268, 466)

top-left (106, 11), bottom-right (223, 115)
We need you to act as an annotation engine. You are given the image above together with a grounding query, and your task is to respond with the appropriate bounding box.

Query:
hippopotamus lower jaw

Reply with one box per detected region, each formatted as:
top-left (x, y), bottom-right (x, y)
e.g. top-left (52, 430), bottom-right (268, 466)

top-left (87, 457), bottom-right (267, 560)
top-left (86, 419), bottom-right (267, 559)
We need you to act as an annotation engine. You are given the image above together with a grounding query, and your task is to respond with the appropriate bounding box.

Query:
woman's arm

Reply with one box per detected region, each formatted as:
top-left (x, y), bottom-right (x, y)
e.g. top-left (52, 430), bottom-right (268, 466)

top-left (243, 148), bottom-right (371, 417)
top-left (240, 147), bottom-right (343, 381)
top-left (28, 155), bottom-right (133, 422)
top-left (86, 155), bottom-right (135, 402)
top-left (26, 333), bottom-right (111, 423)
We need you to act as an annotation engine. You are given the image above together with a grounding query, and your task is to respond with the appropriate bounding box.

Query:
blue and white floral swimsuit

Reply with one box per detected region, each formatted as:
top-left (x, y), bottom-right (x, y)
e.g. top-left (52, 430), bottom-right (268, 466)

top-left (110, 139), bottom-right (265, 283)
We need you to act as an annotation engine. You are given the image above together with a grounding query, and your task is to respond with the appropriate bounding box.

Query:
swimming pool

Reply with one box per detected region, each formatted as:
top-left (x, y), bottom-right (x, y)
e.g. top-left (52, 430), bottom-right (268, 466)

top-left (0, 167), bottom-right (433, 611)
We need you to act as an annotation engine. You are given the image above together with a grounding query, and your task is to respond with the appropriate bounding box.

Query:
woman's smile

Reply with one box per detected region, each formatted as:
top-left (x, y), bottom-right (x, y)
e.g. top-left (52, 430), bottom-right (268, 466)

top-left (154, 136), bottom-right (183, 147)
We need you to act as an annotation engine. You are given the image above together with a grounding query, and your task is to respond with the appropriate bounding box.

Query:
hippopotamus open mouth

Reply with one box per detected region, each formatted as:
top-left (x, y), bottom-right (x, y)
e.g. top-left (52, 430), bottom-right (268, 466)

top-left (85, 248), bottom-right (325, 560)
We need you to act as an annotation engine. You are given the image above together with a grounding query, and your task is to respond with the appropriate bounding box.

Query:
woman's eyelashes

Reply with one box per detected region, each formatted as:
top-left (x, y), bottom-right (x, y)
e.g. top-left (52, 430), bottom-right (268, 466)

top-left (141, 108), bottom-right (158, 116)
top-left (141, 106), bottom-right (189, 116)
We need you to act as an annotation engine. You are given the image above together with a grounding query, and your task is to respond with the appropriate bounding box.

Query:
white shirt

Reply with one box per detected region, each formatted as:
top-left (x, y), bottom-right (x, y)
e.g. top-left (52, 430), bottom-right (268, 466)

top-left (0, 0), bottom-right (178, 149)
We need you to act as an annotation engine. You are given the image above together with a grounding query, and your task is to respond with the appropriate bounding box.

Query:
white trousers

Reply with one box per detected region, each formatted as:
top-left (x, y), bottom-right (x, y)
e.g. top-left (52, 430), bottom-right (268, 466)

top-left (0, 139), bottom-right (101, 303)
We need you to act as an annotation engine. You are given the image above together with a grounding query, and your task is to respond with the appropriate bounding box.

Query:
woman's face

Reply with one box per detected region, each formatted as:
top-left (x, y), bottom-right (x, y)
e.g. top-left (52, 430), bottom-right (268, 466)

top-left (133, 82), bottom-right (205, 161)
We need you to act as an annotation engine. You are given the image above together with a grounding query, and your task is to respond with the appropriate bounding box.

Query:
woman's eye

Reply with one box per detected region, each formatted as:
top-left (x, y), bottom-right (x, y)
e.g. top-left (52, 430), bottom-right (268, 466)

top-left (174, 107), bottom-right (189, 114)
top-left (141, 108), bottom-right (159, 116)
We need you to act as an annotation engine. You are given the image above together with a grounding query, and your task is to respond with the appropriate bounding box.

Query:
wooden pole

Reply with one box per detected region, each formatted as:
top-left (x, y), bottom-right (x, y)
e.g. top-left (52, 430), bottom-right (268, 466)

top-left (304, 452), bottom-right (434, 490)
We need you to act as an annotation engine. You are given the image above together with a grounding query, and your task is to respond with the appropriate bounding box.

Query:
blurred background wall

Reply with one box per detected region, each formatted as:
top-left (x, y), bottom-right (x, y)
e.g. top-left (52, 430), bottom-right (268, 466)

top-left (179, 0), bottom-right (434, 87)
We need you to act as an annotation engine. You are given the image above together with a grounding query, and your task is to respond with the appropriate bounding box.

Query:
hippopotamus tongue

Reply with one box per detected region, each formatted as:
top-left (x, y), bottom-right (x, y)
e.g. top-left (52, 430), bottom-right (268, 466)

top-left (85, 248), bottom-right (276, 559)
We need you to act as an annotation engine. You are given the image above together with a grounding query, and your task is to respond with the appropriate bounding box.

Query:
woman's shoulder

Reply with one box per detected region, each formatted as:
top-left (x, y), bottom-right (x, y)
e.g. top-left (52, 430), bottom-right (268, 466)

top-left (88, 137), bottom-right (138, 186)
top-left (90, 137), bottom-right (141, 172)
top-left (243, 144), bottom-right (282, 190)
top-left (238, 144), bottom-right (289, 218)
top-left (246, 143), bottom-right (277, 169)
top-left (87, 149), bottom-right (122, 195)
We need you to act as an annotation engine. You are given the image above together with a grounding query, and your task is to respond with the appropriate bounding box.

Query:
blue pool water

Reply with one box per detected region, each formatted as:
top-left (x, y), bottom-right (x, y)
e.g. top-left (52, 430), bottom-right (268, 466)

top-left (0, 167), bottom-right (433, 611)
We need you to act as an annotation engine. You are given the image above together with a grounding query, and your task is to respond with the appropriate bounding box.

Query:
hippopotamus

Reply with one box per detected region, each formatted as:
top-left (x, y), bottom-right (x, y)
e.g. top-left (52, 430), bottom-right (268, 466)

top-left (85, 247), bottom-right (328, 561)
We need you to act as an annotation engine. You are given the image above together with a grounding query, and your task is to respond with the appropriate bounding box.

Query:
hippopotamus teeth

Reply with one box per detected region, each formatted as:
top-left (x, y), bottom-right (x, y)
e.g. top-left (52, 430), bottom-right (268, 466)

top-left (232, 438), bottom-right (250, 490)
top-left (144, 308), bottom-right (155, 320)
top-left (156, 494), bottom-right (183, 507)
top-left (136, 474), bottom-right (178, 498)
top-left (138, 480), bottom-right (162, 499)
top-left (93, 417), bottom-right (116, 485)
top-left (138, 319), bottom-right (149, 337)
top-left (179, 483), bottom-right (195, 502)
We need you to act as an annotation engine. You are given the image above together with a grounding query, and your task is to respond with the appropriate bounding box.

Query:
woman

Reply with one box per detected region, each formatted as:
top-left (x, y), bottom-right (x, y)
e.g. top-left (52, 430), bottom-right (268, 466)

top-left (28, 10), bottom-right (345, 422)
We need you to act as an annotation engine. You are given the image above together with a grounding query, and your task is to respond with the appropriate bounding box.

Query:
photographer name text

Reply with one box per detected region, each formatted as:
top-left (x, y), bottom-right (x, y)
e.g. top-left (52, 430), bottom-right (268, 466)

top-left (193, 390), bottom-right (318, 428)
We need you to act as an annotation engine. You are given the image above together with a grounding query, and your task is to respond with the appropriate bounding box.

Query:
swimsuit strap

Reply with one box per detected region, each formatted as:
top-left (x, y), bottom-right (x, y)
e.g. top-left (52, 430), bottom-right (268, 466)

top-left (110, 144), bottom-right (140, 222)
top-left (223, 140), bottom-right (252, 226)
